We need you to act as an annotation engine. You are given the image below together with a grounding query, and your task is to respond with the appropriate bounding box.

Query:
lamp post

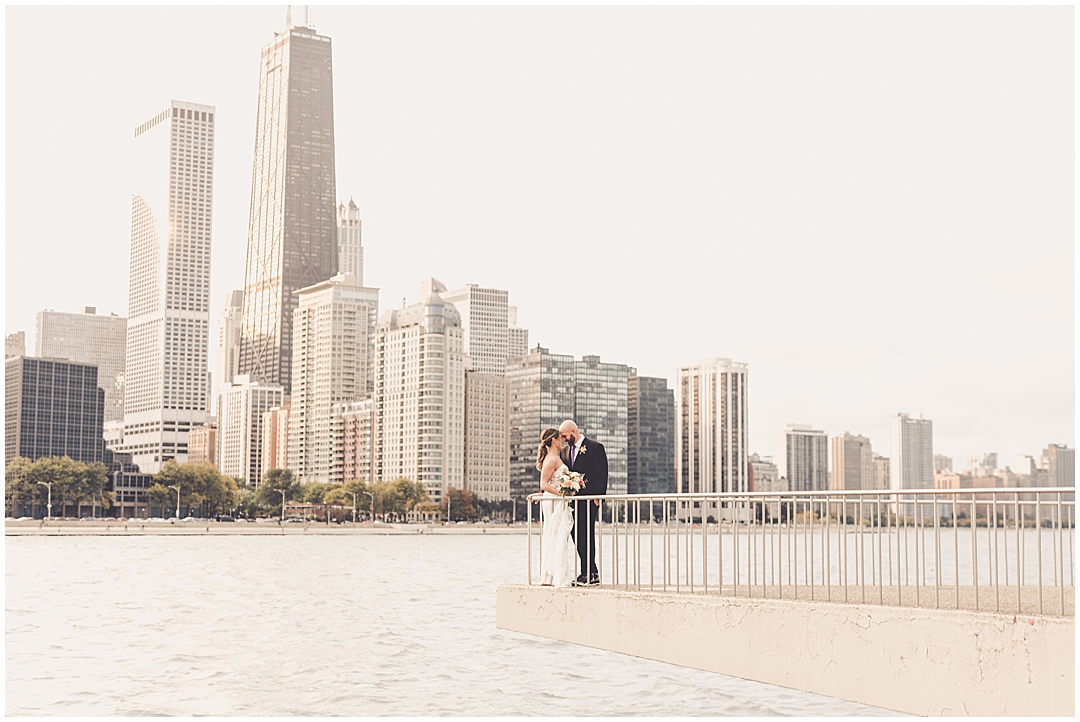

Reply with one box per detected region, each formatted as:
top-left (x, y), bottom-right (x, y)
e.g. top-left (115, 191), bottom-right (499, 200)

top-left (362, 491), bottom-right (374, 523)
top-left (447, 491), bottom-right (452, 524)
top-left (277, 489), bottom-right (287, 521)
top-left (348, 492), bottom-right (357, 523)
top-left (168, 485), bottom-right (181, 519)
top-left (36, 481), bottom-right (53, 521)
top-left (511, 497), bottom-right (516, 525)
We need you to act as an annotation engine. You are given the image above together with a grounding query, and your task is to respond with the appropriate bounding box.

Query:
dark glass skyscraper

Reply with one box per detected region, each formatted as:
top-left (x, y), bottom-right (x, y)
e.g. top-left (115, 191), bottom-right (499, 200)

top-left (627, 373), bottom-right (675, 495)
top-left (239, 23), bottom-right (338, 395)
top-left (5, 357), bottom-right (105, 464)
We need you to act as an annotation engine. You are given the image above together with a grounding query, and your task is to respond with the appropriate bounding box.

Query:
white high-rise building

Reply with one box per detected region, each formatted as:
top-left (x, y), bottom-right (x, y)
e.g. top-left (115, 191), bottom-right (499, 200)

top-left (123, 101), bottom-right (215, 473)
top-left (374, 288), bottom-right (467, 503)
top-left (1012, 455), bottom-right (1036, 476)
top-left (439, 281), bottom-right (510, 376)
top-left (217, 375), bottom-right (284, 486)
top-left (288, 273), bottom-right (379, 483)
top-left (215, 290), bottom-right (244, 416)
top-left (1041, 444), bottom-right (1075, 487)
top-left (337, 198), bottom-right (363, 283)
top-left (775, 424), bottom-right (829, 492)
top-left (873, 454), bottom-right (890, 490)
top-left (830, 432), bottom-right (874, 491)
top-left (675, 358), bottom-right (749, 494)
top-left (508, 306), bottom-right (528, 360)
top-left (464, 372), bottom-right (510, 501)
top-left (890, 413), bottom-right (933, 490)
top-left (36, 307), bottom-right (127, 423)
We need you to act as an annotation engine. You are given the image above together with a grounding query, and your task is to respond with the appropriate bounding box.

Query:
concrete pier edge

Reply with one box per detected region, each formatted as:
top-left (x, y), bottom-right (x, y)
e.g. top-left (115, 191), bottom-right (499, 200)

top-left (496, 584), bottom-right (1074, 716)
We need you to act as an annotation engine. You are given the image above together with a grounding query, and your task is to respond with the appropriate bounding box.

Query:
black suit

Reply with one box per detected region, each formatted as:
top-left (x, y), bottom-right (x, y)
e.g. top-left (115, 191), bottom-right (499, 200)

top-left (562, 437), bottom-right (607, 581)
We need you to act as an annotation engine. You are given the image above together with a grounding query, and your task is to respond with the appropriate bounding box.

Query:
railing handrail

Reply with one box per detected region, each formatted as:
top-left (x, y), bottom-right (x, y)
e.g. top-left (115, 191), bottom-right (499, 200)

top-left (525, 486), bottom-right (1074, 616)
top-left (527, 487), bottom-right (1075, 502)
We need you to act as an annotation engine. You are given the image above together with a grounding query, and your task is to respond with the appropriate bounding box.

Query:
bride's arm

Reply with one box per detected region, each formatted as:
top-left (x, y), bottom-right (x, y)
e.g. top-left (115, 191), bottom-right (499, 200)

top-left (539, 456), bottom-right (562, 495)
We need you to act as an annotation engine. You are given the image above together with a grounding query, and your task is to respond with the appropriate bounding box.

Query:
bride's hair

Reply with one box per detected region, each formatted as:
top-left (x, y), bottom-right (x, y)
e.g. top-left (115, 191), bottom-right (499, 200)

top-left (535, 428), bottom-right (560, 471)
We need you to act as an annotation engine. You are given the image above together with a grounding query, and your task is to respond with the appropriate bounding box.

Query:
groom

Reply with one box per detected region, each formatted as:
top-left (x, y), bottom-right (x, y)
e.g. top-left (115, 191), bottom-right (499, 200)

top-left (559, 420), bottom-right (607, 586)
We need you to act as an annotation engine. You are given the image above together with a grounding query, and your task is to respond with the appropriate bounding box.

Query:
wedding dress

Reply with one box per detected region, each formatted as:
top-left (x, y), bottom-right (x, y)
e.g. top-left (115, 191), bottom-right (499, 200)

top-left (539, 464), bottom-right (576, 587)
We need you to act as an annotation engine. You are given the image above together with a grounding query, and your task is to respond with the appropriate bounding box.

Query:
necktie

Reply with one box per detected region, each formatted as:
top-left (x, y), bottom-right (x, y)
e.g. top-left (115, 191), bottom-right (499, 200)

top-left (571, 444), bottom-right (578, 466)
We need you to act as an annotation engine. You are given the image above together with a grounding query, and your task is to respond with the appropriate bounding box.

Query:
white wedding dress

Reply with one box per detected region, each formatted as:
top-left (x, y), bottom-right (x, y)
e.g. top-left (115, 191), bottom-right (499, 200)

top-left (540, 464), bottom-right (576, 588)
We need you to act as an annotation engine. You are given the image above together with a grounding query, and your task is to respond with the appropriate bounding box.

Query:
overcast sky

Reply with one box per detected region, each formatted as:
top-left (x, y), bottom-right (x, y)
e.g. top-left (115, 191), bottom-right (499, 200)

top-left (5, 5), bottom-right (1074, 468)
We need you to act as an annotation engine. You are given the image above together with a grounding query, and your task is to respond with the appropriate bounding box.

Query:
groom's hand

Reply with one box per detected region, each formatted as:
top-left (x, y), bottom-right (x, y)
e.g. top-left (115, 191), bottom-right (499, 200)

top-left (593, 499), bottom-right (600, 506)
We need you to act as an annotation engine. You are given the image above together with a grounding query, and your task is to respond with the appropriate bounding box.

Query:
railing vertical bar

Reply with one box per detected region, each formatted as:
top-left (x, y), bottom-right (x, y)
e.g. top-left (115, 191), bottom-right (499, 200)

top-left (527, 497), bottom-right (533, 586)
top-left (1015, 492), bottom-right (1021, 613)
top-left (809, 497), bottom-right (815, 600)
top-left (703, 499), bottom-right (709, 594)
top-left (971, 496), bottom-right (978, 612)
top-left (877, 496), bottom-right (883, 605)
top-left (1057, 493), bottom-right (1064, 615)
top-left (1036, 494), bottom-right (1042, 615)
top-left (934, 496), bottom-right (940, 610)
top-left (993, 494), bottom-right (999, 613)
top-left (718, 500), bottom-right (724, 594)
top-left (953, 493), bottom-right (959, 610)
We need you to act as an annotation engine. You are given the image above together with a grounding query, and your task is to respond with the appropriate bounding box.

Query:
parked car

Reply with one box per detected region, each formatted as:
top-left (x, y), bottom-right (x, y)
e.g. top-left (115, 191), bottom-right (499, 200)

top-left (234, 518), bottom-right (248, 523)
top-left (215, 515), bottom-right (235, 522)
top-left (182, 516), bottom-right (197, 522)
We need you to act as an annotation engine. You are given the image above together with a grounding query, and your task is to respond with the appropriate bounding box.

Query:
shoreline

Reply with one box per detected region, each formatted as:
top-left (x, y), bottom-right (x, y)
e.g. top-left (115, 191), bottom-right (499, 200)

top-left (5, 521), bottom-right (528, 536)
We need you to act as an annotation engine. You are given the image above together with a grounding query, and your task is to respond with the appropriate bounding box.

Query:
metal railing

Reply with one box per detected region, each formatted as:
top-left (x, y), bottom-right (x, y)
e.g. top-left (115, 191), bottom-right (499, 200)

top-left (526, 488), bottom-right (1074, 616)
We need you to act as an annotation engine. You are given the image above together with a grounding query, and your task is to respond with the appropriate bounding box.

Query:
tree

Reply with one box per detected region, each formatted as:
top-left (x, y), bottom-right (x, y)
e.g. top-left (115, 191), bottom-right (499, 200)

top-left (442, 487), bottom-right (480, 522)
top-left (258, 468), bottom-right (301, 513)
top-left (6, 457), bottom-right (34, 517)
top-left (26, 456), bottom-right (81, 516)
top-left (151, 460), bottom-right (239, 517)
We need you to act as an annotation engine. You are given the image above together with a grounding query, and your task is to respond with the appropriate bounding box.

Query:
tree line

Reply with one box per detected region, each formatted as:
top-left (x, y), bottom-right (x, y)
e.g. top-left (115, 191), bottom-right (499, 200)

top-left (6, 457), bottom-right (519, 522)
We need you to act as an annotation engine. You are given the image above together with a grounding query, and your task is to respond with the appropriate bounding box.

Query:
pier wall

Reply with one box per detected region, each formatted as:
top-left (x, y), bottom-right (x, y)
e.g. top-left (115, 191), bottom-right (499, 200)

top-left (496, 585), bottom-right (1073, 716)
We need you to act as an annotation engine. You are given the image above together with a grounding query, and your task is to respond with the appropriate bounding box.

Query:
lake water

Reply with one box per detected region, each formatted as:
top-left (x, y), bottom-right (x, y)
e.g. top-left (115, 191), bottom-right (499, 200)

top-left (6, 534), bottom-right (897, 716)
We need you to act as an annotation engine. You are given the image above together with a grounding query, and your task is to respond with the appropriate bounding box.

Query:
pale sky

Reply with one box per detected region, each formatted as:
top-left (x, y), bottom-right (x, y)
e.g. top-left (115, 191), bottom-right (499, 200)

top-left (4, 5), bottom-right (1074, 469)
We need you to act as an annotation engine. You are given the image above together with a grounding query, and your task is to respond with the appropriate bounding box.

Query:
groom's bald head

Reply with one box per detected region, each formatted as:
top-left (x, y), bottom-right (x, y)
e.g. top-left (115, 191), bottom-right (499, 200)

top-left (559, 420), bottom-right (580, 444)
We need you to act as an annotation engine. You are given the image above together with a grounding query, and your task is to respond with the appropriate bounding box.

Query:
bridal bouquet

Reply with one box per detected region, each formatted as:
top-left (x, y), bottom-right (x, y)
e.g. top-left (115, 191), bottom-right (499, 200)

top-left (554, 470), bottom-right (586, 497)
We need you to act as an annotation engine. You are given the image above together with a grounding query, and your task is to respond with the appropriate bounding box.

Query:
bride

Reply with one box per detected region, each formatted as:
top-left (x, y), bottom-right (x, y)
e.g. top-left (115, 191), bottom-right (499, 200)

top-left (536, 427), bottom-right (576, 587)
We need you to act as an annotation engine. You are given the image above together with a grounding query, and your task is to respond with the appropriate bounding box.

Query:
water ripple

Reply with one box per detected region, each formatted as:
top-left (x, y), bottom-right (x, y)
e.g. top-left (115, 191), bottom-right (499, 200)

top-left (6, 535), bottom-right (898, 716)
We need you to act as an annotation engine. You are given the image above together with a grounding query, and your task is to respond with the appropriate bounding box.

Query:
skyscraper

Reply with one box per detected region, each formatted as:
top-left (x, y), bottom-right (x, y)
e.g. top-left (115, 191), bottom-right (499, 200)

top-left (627, 373), bottom-right (675, 495)
top-left (464, 372), bottom-right (510, 501)
top-left (239, 22), bottom-right (338, 395)
top-left (215, 290), bottom-right (244, 414)
top-left (6, 356), bottom-right (105, 464)
top-left (439, 281), bottom-right (510, 376)
top-left (124, 101), bottom-right (215, 473)
top-left (890, 413), bottom-right (933, 490)
top-left (506, 348), bottom-right (630, 501)
top-left (36, 307), bottom-right (127, 423)
top-left (675, 358), bottom-right (749, 494)
top-left (830, 432), bottom-right (874, 491)
top-left (775, 424), bottom-right (829, 492)
top-left (1041, 444), bottom-right (1075, 487)
top-left (374, 289), bottom-right (467, 503)
top-left (289, 274), bottom-right (379, 483)
top-left (337, 198), bottom-right (363, 282)
top-left (217, 375), bottom-right (284, 486)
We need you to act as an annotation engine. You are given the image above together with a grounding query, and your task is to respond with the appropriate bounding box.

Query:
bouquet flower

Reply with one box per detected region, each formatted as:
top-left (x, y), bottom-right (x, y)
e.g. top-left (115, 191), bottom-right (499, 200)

top-left (553, 470), bottom-right (586, 497)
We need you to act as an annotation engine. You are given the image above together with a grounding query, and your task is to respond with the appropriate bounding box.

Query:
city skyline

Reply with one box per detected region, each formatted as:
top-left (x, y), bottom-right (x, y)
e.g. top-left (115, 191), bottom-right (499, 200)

top-left (4, 6), bottom-right (1073, 466)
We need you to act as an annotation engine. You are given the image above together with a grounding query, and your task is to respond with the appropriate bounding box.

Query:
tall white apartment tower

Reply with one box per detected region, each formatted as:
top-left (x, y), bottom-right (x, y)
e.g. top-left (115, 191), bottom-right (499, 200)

top-left (217, 375), bottom-right (284, 486)
top-left (337, 198), bottom-right (363, 283)
top-left (288, 273), bottom-right (379, 483)
top-left (36, 307), bottom-right (128, 423)
top-left (124, 101), bottom-right (215, 473)
top-left (438, 281), bottom-right (510, 375)
top-left (890, 413), bottom-right (933, 490)
top-left (374, 289), bottom-right (467, 504)
top-left (215, 290), bottom-right (244, 416)
top-left (775, 424), bottom-right (829, 492)
top-left (675, 358), bottom-right (749, 494)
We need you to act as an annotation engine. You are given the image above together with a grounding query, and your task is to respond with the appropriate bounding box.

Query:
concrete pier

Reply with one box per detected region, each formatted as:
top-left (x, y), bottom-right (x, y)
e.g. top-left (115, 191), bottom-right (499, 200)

top-left (496, 585), bottom-right (1074, 716)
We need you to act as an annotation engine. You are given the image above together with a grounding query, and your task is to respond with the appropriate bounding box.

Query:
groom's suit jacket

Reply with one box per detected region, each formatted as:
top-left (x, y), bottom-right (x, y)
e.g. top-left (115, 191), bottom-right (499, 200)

top-left (562, 437), bottom-right (608, 497)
